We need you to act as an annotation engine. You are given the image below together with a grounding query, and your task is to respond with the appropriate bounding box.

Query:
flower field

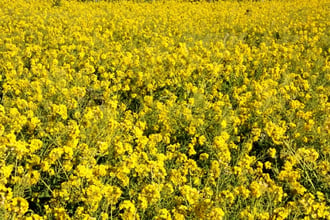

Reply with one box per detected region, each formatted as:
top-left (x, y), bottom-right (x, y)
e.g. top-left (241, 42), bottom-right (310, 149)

top-left (0, 0), bottom-right (329, 219)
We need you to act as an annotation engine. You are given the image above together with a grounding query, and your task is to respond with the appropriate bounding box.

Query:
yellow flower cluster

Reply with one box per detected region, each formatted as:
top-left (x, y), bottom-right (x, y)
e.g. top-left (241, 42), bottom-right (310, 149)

top-left (0, 0), bottom-right (329, 219)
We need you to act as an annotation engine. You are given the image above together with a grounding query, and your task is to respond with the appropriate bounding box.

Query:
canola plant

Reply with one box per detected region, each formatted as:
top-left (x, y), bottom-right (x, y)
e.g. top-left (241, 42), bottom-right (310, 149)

top-left (0, 0), bottom-right (329, 219)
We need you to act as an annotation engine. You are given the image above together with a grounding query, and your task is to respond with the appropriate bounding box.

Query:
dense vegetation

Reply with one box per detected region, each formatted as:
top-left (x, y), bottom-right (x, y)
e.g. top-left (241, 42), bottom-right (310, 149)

top-left (0, 0), bottom-right (329, 219)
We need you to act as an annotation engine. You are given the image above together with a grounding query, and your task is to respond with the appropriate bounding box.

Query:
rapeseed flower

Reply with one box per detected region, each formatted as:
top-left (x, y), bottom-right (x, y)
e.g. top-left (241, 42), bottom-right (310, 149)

top-left (0, 0), bottom-right (329, 219)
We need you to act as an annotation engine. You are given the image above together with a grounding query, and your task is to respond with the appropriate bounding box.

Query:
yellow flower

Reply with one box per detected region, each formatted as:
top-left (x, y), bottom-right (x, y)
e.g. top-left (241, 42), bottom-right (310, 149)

top-left (97, 141), bottom-right (108, 154)
top-left (7, 197), bottom-right (29, 216)
top-left (53, 207), bottom-right (70, 220)
top-left (220, 190), bottom-right (235, 204)
top-left (29, 139), bottom-right (43, 153)
top-left (238, 186), bottom-right (250, 199)
top-left (291, 181), bottom-right (307, 195)
top-left (180, 185), bottom-right (199, 206)
top-left (119, 200), bottom-right (139, 220)
top-left (199, 153), bottom-right (209, 161)
top-left (264, 161), bottom-right (272, 169)
top-left (1, 0), bottom-right (329, 218)
top-left (187, 125), bottom-right (196, 135)
top-left (297, 148), bottom-right (319, 163)
top-left (41, 160), bottom-right (50, 172)
top-left (209, 207), bottom-right (225, 220)
top-left (76, 165), bottom-right (94, 180)
top-left (249, 181), bottom-right (263, 198)
top-left (62, 146), bottom-right (73, 160)
top-left (273, 207), bottom-right (290, 220)
top-left (257, 212), bottom-right (270, 220)
top-left (155, 208), bottom-right (172, 220)
top-left (210, 160), bottom-right (220, 179)
top-left (264, 121), bottom-right (287, 145)
top-left (51, 104), bottom-right (68, 120)
top-left (86, 184), bottom-right (103, 212)
top-left (198, 135), bottom-right (207, 146)
top-left (268, 148), bottom-right (277, 159)
top-left (172, 209), bottom-right (185, 220)
top-left (27, 170), bottom-right (40, 185)
top-left (221, 120), bottom-right (227, 129)
top-left (188, 143), bottom-right (196, 156)
top-left (24, 214), bottom-right (43, 220)
top-left (48, 148), bottom-right (64, 164)
top-left (138, 184), bottom-right (162, 208)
